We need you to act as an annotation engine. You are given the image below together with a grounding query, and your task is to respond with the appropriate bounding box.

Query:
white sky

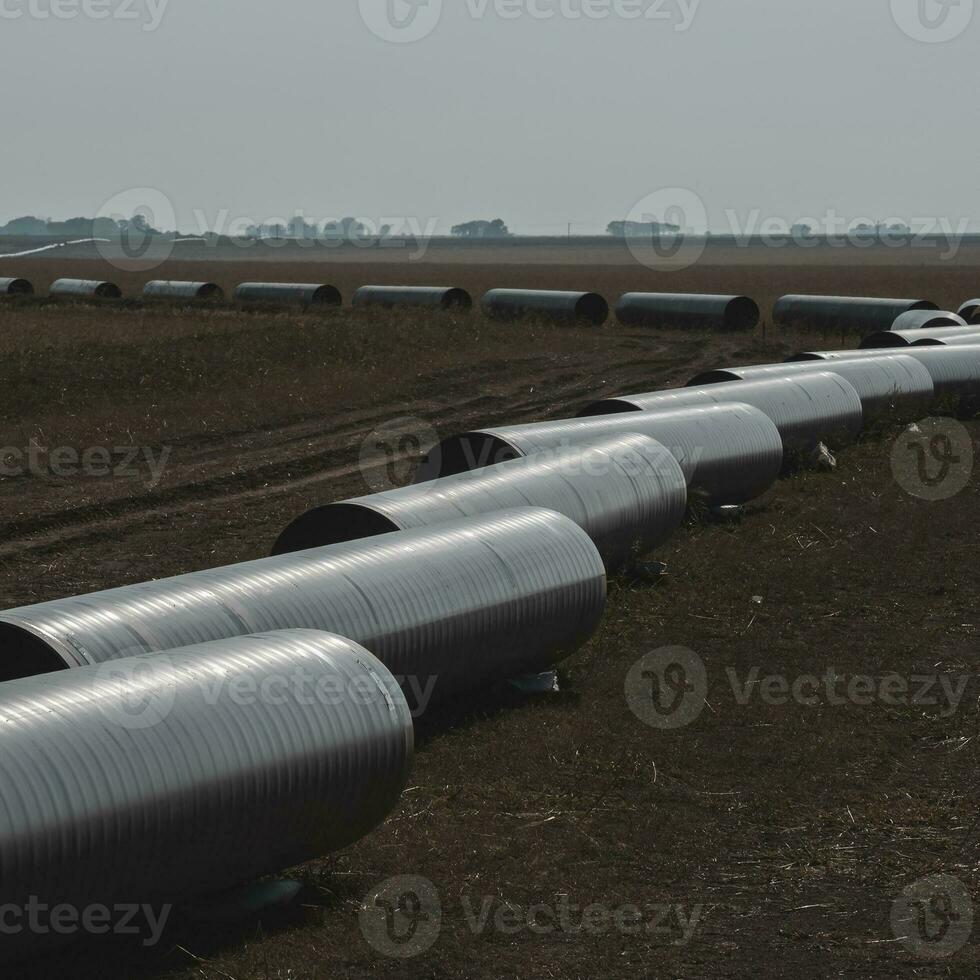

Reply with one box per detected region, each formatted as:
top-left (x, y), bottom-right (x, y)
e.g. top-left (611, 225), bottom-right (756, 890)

top-left (2, 0), bottom-right (978, 234)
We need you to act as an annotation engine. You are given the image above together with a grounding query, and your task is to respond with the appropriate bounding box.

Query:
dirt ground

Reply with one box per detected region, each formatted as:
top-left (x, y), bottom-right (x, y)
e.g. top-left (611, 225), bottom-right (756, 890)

top-left (1, 249), bottom-right (978, 978)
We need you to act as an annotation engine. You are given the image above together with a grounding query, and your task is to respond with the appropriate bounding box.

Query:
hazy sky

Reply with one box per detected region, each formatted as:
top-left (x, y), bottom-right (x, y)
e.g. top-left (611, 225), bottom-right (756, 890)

top-left (2, 0), bottom-right (978, 234)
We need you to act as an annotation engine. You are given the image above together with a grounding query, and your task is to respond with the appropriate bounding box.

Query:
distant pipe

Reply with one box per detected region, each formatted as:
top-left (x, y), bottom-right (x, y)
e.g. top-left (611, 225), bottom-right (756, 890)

top-left (353, 285), bottom-right (472, 311)
top-left (0, 630), bottom-right (413, 957)
top-left (615, 293), bottom-right (759, 331)
top-left (577, 372), bottom-right (863, 450)
top-left (144, 280), bottom-right (225, 300)
top-left (687, 354), bottom-right (935, 420)
top-left (860, 325), bottom-right (980, 348)
top-left (772, 295), bottom-right (937, 333)
top-left (49, 278), bottom-right (122, 299)
top-left (234, 282), bottom-right (342, 306)
top-left (482, 289), bottom-right (609, 326)
top-left (957, 299), bottom-right (980, 324)
top-left (0, 277), bottom-right (33, 296)
top-left (888, 310), bottom-right (966, 331)
top-left (0, 509), bottom-right (606, 703)
top-left (415, 403), bottom-right (784, 506)
top-left (273, 434), bottom-right (687, 571)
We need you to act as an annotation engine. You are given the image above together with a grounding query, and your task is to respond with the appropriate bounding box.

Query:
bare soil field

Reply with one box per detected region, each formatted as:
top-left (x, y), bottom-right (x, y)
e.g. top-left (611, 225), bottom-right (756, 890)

top-left (1, 250), bottom-right (978, 978)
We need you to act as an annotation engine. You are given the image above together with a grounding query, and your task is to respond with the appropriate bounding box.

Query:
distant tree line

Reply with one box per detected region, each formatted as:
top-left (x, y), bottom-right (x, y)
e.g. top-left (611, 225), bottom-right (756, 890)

top-left (0, 214), bottom-right (164, 237)
top-left (451, 219), bottom-right (512, 238)
top-left (607, 220), bottom-right (682, 238)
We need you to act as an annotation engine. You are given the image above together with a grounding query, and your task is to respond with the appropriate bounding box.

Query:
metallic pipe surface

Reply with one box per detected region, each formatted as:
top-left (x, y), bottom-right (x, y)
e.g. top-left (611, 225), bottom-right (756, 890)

top-left (0, 509), bottom-right (607, 700)
top-left (144, 280), bottom-right (225, 300)
top-left (859, 326), bottom-right (980, 348)
top-left (415, 404), bottom-right (783, 506)
top-left (912, 331), bottom-right (980, 347)
top-left (272, 434), bottom-right (688, 571)
top-left (482, 289), bottom-right (609, 326)
top-left (615, 293), bottom-right (759, 331)
top-left (577, 373), bottom-right (863, 449)
top-left (353, 285), bottom-right (472, 311)
top-left (234, 282), bottom-right (342, 306)
top-left (687, 355), bottom-right (935, 420)
top-left (49, 278), bottom-right (122, 299)
top-left (889, 310), bottom-right (966, 331)
top-left (0, 630), bottom-right (413, 951)
top-left (772, 295), bottom-right (937, 333)
top-left (957, 299), bottom-right (980, 324)
top-left (0, 277), bottom-right (33, 296)
top-left (786, 347), bottom-right (980, 409)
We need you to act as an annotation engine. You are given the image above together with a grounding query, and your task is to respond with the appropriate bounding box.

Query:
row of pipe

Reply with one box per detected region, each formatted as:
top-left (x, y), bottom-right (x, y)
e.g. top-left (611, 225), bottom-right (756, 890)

top-left (3, 296), bottom-right (980, 957)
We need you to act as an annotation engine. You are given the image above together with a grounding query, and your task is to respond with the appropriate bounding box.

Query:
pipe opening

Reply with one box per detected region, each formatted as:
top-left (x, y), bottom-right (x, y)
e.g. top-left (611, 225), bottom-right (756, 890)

top-left (418, 434), bottom-right (522, 480)
top-left (3, 278), bottom-right (34, 296)
top-left (725, 296), bottom-right (761, 331)
top-left (442, 288), bottom-right (473, 310)
top-left (577, 400), bottom-right (639, 418)
top-left (686, 370), bottom-right (743, 386)
top-left (272, 504), bottom-right (401, 555)
top-left (0, 623), bottom-right (71, 683)
top-left (574, 293), bottom-right (610, 326)
top-left (859, 332), bottom-right (911, 349)
top-left (94, 282), bottom-right (122, 299)
top-left (196, 283), bottom-right (224, 300)
top-left (311, 285), bottom-right (343, 306)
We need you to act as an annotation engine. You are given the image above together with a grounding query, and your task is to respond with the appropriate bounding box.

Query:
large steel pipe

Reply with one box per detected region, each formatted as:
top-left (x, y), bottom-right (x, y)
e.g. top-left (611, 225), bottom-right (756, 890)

top-left (957, 299), bottom-right (980, 324)
top-left (773, 295), bottom-right (936, 333)
top-left (788, 347), bottom-right (980, 405)
top-left (273, 434), bottom-right (688, 571)
top-left (353, 285), bottom-right (472, 311)
top-left (616, 293), bottom-right (759, 332)
top-left (0, 277), bottom-right (33, 296)
top-left (144, 280), bottom-right (225, 300)
top-left (687, 355), bottom-right (935, 420)
top-left (234, 282), bottom-right (342, 306)
top-left (482, 289), bottom-right (609, 326)
top-left (415, 404), bottom-right (784, 506)
top-left (0, 630), bottom-right (413, 954)
top-left (0, 509), bottom-right (607, 700)
top-left (913, 331), bottom-right (980, 347)
top-left (859, 326), bottom-right (980, 348)
top-left (577, 373), bottom-right (864, 450)
top-left (889, 310), bottom-right (966, 331)
top-left (49, 278), bottom-right (122, 299)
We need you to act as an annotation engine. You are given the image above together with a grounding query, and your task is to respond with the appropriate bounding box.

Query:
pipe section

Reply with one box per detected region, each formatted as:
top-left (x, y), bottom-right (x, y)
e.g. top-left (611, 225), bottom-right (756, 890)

top-left (773, 295), bottom-right (936, 333)
top-left (353, 286), bottom-right (472, 311)
top-left (482, 289), bottom-right (609, 326)
top-left (615, 293), bottom-right (759, 331)
top-left (415, 404), bottom-right (784, 506)
top-left (234, 283), bottom-right (342, 306)
top-left (272, 434), bottom-right (688, 571)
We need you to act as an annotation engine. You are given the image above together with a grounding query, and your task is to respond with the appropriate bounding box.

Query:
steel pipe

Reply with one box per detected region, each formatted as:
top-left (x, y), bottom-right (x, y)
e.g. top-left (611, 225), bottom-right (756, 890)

top-left (687, 355), bottom-right (935, 420)
top-left (787, 346), bottom-right (980, 406)
top-left (615, 293), bottom-right (759, 332)
top-left (353, 285), bottom-right (472, 311)
top-left (577, 373), bottom-right (864, 450)
top-left (144, 280), bottom-right (225, 300)
top-left (482, 289), bottom-right (609, 326)
top-left (0, 509), bottom-right (606, 702)
top-left (0, 630), bottom-right (413, 954)
top-left (957, 299), bottom-right (980, 324)
top-left (913, 331), bottom-right (980, 347)
top-left (415, 404), bottom-right (784, 506)
top-left (859, 326), bottom-right (980, 348)
top-left (773, 295), bottom-right (937, 333)
top-left (889, 310), bottom-right (966, 331)
top-left (273, 434), bottom-right (688, 571)
top-left (234, 282), bottom-right (342, 306)
top-left (49, 278), bottom-right (122, 299)
top-left (0, 277), bottom-right (33, 296)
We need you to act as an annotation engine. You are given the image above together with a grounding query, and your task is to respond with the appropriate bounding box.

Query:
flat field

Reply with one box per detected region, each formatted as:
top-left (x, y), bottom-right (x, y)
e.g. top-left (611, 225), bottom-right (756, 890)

top-left (1, 244), bottom-right (978, 979)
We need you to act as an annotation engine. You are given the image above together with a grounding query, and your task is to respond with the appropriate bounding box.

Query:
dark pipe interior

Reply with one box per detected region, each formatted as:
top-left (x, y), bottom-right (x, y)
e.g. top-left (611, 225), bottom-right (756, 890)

top-left (311, 285), bottom-right (343, 306)
top-left (95, 282), bottom-right (123, 299)
top-left (442, 288), bottom-right (473, 310)
top-left (686, 370), bottom-right (742, 386)
top-left (859, 333), bottom-right (909, 349)
top-left (0, 623), bottom-right (71, 683)
top-left (574, 293), bottom-right (609, 326)
top-left (197, 283), bottom-right (224, 300)
top-left (419, 435), bottom-right (522, 479)
top-left (576, 400), bottom-right (640, 418)
top-left (725, 297), bottom-right (761, 331)
top-left (272, 504), bottom-right (400, 555)
top-left (5, 279), bottom-right (34, 296)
